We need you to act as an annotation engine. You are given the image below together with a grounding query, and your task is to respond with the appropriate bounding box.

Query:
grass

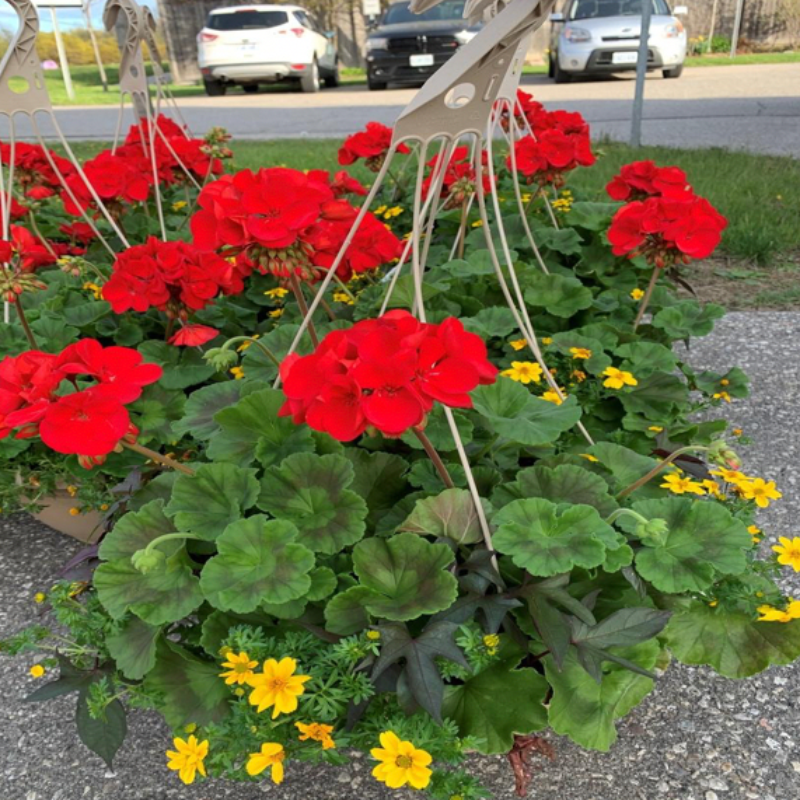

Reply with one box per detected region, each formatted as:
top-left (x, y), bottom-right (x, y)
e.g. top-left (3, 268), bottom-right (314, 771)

top-left (684, 51), bottom-right (800, 67)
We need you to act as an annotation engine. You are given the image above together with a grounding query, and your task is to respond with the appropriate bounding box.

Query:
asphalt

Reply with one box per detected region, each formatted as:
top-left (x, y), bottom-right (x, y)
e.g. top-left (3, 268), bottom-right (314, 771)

top-left (0, 64), bottom-right (798, 157)
top-left (1, 310), bottom-right (800, 800)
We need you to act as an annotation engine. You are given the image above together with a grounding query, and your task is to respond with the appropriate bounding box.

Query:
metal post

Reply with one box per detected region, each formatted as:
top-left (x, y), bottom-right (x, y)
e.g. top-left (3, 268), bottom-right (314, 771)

top-left (730, 0), bottom-right (745, 57)
top-left (84, 0), bottom-right (109, 92)
top-left (707, 0), bottom-right (719, 53)
top-left (50, 6), bottom-right (76, 101)
top-left (629, 0), bottom-right (653, 147)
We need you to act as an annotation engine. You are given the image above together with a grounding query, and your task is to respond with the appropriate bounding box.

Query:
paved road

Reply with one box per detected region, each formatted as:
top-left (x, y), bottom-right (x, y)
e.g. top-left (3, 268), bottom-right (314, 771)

top-left (1, 63), bottom-right (798, 155)
top-left (2, 310), bottom-right (800, 800)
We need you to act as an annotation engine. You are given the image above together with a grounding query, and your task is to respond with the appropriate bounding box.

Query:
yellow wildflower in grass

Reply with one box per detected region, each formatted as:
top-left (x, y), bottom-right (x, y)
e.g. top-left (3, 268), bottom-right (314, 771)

top-left (333, 290), bottom-right (355, 305)
top-left (269, 308), bottom-right (284, 318)
top-left (247, 657), bottom-right (311, 718)
top-left (713, 391), bottom-right (732, 403)
top-left (772, 537), bottom-right (800, 572)
top-left (631, 288), bottom-right (645, 300)
top-left (602, 367), bottom-right (638, 390)
top-left (296, 721), bottom-right (336, 750)
top-left (366, 630), bottom-right (381, 641)
top-left (82, 282), bottom-right (103, 300)
top-left (541, 389), bottom-right (563, 405)
top-left (648, 426), bottom-right (664, 433)
top-left (33, 592), bottom-right (46, 604)
top-left (371, 731), bottom-right (433, 790)
top-left (541, 337), bottom-right (553, 345)
top-left (166, 735), bottom-right (209, 785)
top-left (748, 524), bottom-right (762, 543)
top-left (483, 634), bottom-right (500, 648)
top-left (509, 338), bottom-right (528, 351)
top-left (569, 347), bottom-right (592, 360)
top-left (230, 366), bottom-right (245, 380)
top-left (219, 651), bottom-right (258, 685)
top-left (660, 473), bottom-right (706, 496)
top-left (501, 361), bottom-right (542, 385)
top-left (29, 664), bottom-right (45, 678)
top-left (738, 478), bottom-right (782, 509)
top-left (264, 287), bottom-right (289, 300)
top-left (246, 742), bottom-right (285, 783)
top-left (579, 453), bottom-right (598, 462)
top-left (172, 200), bottom-right (188, 212)
top-left (69, 507), bottom-right (81, 516)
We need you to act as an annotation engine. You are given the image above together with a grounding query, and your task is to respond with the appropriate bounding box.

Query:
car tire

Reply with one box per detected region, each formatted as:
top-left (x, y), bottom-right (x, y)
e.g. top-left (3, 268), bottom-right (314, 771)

top-left (553, 58), bottom-right (572, 84)
top-left (548, 54), bottom-right (555, 78)
top-left (300, 59), bottom-right (321, 93)
top-left (242, 84), bottom-right (259, 94)
top-left (323, 60), bottom-right (340, 88)
top-left (662, 65), bottom-right (684, 79)
top-left (203, 78), bottom-right (227, 97)
top-left (368, 73), bottom-right (388, 91)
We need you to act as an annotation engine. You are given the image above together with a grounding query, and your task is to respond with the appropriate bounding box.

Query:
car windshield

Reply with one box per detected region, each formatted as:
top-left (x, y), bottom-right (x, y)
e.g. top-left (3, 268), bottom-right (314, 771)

top-left (568, 0), bottom-right (670, 19)
top-left (382, 0), bottom-right (466, 25)
top-left (207, 10), bottom-right (288, 30)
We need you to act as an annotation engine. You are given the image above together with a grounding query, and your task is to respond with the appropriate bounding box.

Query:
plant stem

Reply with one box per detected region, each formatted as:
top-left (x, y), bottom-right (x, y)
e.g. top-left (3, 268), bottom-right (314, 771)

top-left (142, 531), bottom-right (204, 555)
top-left (221, 336), bottom-right (281, 368)
top-left (616, 445), bottom-right (710, 499)
top-left (633, 266), bottom-right (660, 330)
top-left (472, 433), bottom-right (499, 462)
top-left (28, 211), bottom-right (59, 259)
top-left (14, 297), bottom-right (37, 348)
top-left (288, 273), bottom-right (319, 348)
top-left (164, 318), bottom-right (175, 342)
top-left (121, 441), bottom-right (195, 476)
top-left (413, 428), bottom-right (455, 489)
top-left (456, 199), bottom-right (469, 259)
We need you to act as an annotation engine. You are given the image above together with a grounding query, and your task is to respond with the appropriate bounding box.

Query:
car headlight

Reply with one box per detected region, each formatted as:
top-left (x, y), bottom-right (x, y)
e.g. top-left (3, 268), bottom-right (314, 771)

top-left (563, 26), bottom-right (592, 43)
top-left (366, 37), bottom-right (389, 51)
top-left (455, 30), bottom-right (477, 45)
top-left (664, 21), bottom-right (685, 37)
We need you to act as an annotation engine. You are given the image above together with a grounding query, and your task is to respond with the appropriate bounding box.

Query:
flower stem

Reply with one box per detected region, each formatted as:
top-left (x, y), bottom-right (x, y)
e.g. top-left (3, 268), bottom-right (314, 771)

top-left (413, 428), bottom-right (455, 489)
top-left (142, 531), bottom-right (204, 555)
top-left (605, 508), bottom-right (650, 527)
top-left (121, 441), bottom-right (195, 476)
top-left (633, 267), bottom-right (660, 330)
top-left (164, 318), bottom-right (175, 342)
top-left (219, 336), bottom-right (281, 368)
top-left (288, 273), bottom-right (319, 348)
top-left (616, 445), bottom-right (710, 500)
top-left (14, 297), bottom-right (37, 349)
top-left (456, 199), bottom-right (469, 259)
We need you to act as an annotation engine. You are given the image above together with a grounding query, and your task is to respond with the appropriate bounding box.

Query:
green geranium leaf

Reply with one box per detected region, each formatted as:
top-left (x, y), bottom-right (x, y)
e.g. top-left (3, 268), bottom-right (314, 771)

top-left (616, 342), bottom-right (679, 378)
top-left (200, 516), bottom-right (314, 613)
top-left (401, 406), bottom-right (473, 451)
top-left (545, 642), bottom-right (658, 751)
top-left (400, 488), bottom-right (485, 545)
top-left (524, 273), bottom-right (593, 318)
top-left (493, 498), bottom-right (618, 577)
top-left (619, 373), bottom-right (688, 420)
top-left (106, 617), bottom-right (161, 680)
top-left (143, 641), bottom-right (230, 728)
top-left (443, 663), bottom-right (548, 754)
top-left (624, 498), bottom-right (750, 593)
top-left (472, 379), bottom-right (582, 446)
top-left (166, 463), bottom-right (260, 540)
top-left (344, 449), bottom-right (409, 529)
top-left (586, 443), bottom-right (662, 498)
top-left (694, 366), bottom-right (750, 399)
top-left (324, 586), bottom-right (376, 635)
top-left (651, 300), bottom-right (725, 339)
top-left (307, 566), bottom-right (338, 602)
top-left (663, 602), bottom-right (800, 678)
top-left (567, 201), bottom-right (618, 231)
top-left (258, 453), bottom-right (367, 554)
top-left (353, 533), bottom-right (458, 621)
top-left (492, 464), bottom-right (618, 517)
top-left (200, 609), bottom-right (274, 657)
top-left (462, 306), bottom-right (519, 339)
top-left (139, 341), bottom-right (215, 390)
top-left (173, 382), bottom-right (242, 441)
top-left (62, 298), bottom-right (111, 328)
top-left (98, 500), bottom-right (175, 561)
top-left (240, 325), bottom-right (312, 382)
top-left (536, 227), bottom-right (584, 256)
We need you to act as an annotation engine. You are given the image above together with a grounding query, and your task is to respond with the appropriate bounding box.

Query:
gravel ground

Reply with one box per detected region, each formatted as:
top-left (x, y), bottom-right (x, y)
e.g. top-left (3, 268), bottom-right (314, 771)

top-left (2, 311), bottom-right (799, 800)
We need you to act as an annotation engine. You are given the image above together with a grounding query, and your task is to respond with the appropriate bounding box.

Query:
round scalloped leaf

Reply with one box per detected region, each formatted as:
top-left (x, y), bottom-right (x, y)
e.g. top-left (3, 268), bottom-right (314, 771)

top-left (257, 453), bottom-right (367, 554)
top-left (166, 463), bottom-right (260, 541)
top-left (442, 663), bottom-right (548, 754)
top-left (625, 498), bottom-right (751, 593)
top-left (493, 498), bottom-right (618, 577)
top-left (173, 381), bottom-right (242, 441)
top-left (106, 618), bottom-right (161, 680)
top-left (324, 585), bottom-right (376, 635)
top-left (400, 488), bottom-right (485, 545)
top-left (651, 300), bottom-right (725, 339)
top-left (353, 533), bottom-right (458, 622)
top-left (98, 500), bottom-right (176, 561)
top-left (344, 449), bottom-right (410, 529)
top-left (199, 516), bottom-right (314, 613)
top-left (663, 602), bottom-right (800, 678)
top-left (524, 272), bottom-right (593, 318)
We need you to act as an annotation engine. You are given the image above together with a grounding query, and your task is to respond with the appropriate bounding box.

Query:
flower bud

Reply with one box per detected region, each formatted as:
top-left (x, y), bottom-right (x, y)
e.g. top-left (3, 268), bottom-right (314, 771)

top-left (131, 547), bottom-right (166, 574)
top-left (707, 439), bottom-right (742, 470)
top-left (635, 517), bottom-right (669, 539)
top-left (204, 347), bottom-right (239, 371)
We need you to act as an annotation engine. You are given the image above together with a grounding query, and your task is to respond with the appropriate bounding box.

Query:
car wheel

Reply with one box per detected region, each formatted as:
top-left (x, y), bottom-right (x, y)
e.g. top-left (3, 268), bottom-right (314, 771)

top-left (300, 59), bottom-right (321, 93)
top-left (242, 84), bottom-right (259, 94)
top-left (548, 54), bottom-right (555, 78)
top-left (662, 64), bottom-right (683, 79)
top-left (553, 58), bottom-right (572, 84)
top-left (367, 73), bottom-right (388, 91)
top-left (323, 60), bottom-right (340, 88)
top-left (203, 78), bottom-right (227, 97)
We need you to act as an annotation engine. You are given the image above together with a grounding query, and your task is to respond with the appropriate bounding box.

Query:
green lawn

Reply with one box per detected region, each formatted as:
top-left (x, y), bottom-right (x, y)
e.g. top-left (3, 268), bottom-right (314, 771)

top-left (684, 51), bottom-right (800, 67)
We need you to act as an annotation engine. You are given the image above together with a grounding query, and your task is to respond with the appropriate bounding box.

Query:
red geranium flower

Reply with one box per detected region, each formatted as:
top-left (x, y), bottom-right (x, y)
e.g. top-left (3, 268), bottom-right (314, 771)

top-left (509, 125), bottom-right (595, 189)
top-left (169, 324), bottom-right (220, 347)
top-left (606, 160), bottom-right (692, 202)
top-left (0, 225), bottom-right (57, 272)
top-left (0, 141), bottom-right (75, 199)
top-left (422, 146), bottom-right (494, 210)
top-left (338, 122), bottom-right (409, 172)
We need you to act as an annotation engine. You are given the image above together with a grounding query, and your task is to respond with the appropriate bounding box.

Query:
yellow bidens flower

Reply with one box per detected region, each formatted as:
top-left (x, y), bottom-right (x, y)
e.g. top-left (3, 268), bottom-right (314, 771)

top-left (602, 367), bottom-right (637, 389)
top-left (579, 453), bottom-right (599, 462)
top-left (702, 479), bottom-right (725, 500)
top-left (772, 537), bottom-right (800, 572)
top-left (219, 651), bottom-right (258, 685)
top-left (172, 200), bottom-right (188, 212)
top-left (29, 664), bottom-right (45, 678)
top-left (541, 389), bottom-right (563, 405)
top-left (246, 742), bottom-right (285, 784)
top-left (660, 473), bottom-right (706, 496)
top-left (264, 287), bottom-right (289, 300)
top-left (738, 478), bottom-right (782, 508)
top-left (69, 507), bottom-right (81, 516)
top-left (709, 467), bottom-right (746, 484)
top-left (247, 657), bottom-right (311, 719)
top-left (269, 308), bottom-right (284, 318)
top-left (648, 426), bottom-right (664, 433)
top-left (371, 731), bottom-right (433, 790)
top-left (748, 524), bottom-right (762, 543)
top-left (483, 633), bottom-right (500, 648)
top-left (502, 361), bottom-right (542, 385)
top-left (732, 428), bottom-right (743, 437)
top-left (471, 219), bottom-right (483, 228)
top-left (33, 592), bottom-right (46, 604)
top-left (296, 721), bottom-right (336, 749)
top-left (541, 337), bottom-right (553, 345)
top-left (713, 391), bottom-right (732, 403)
top-left (509, 338), bottom-right (528, 351)
top-left (184, 723), bottom-right (197, 734)
top-left (569, 347), bottom-right (592, 360)
top-left (366, 630), bottom-right (381, 641)
top-left (630, 288), bottom-right (645, 300)
top-left (756, 600), bottom-right (800, 623)
top-left (237, 334), bottom-right (260, 353)
top-left (166, 735), bottom-right (209, 786)
top-left (383, 206), bottom-right (404, 219)
top-left (333, 290), bottom-right (355, 305)
top-left (230, 366), bottom-right (245, 380)
top-left (66, 485), bottom-right (78, 497)
top-left (82, 282), bottom-right (103, 300)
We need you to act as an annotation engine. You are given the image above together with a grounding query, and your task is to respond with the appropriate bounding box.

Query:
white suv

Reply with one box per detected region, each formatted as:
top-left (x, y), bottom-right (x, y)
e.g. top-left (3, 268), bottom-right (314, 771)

top-left (197, 4), bottom-right (339, 95)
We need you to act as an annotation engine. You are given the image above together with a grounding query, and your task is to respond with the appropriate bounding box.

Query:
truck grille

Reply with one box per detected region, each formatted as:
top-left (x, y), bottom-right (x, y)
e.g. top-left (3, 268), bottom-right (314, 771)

top-left (387, 35), bottom-right (459, 55)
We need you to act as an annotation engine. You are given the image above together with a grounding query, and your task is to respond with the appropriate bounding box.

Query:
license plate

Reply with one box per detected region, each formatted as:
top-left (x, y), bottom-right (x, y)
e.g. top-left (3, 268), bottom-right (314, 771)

top-left (612, 51), bottom-right (638, 65)
top-left (409, 54), bottom-right (434, 67)
top-left (240, 43), bottom-right (258, 54)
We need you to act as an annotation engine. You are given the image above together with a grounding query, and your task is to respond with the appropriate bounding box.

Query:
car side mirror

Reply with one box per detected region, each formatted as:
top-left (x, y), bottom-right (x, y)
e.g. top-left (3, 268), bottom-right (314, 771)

top-left (673, 5), bottom-right (688, 15)
top-left (549, 12), bottom-right (565, 22)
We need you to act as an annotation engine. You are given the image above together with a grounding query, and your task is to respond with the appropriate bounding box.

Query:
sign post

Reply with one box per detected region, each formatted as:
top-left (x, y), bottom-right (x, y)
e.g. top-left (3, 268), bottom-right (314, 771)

top-left (629, 0), bottom-right (653, 148)
top-left (33, 0), bottom-right (84, 101)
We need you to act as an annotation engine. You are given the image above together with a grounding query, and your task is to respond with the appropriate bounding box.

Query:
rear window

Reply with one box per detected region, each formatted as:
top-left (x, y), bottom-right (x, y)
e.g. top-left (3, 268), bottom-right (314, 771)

top-left (382, 1), bottom-right (466, 25)
top-left (207, 10), bottom-right (288, 30)
top-left (568, 0), bottom-right (670, 19)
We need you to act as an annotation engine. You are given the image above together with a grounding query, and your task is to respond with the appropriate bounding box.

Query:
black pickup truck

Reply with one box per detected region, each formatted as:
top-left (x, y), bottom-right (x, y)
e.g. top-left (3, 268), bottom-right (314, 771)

top-left (365, 0), bottom-right (482, 90)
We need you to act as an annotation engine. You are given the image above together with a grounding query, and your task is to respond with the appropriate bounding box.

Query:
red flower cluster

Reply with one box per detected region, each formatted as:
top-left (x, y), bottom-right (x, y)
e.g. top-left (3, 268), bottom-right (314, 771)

top-left (190, 167), bottom-right (401, 282)
top-left (338, 122), bottom-right (409, 172)
top-left (606, 160), bottom-right (691, 201)
top-left (509, 127), bottom-right (595, 188)
top-left (0, 141), bottom-right (75, 200)
top-left (0, 339), bottom-right (161, 462)
top-left (279, 310), bottom-right (498, 441)
top-left (608, 195), bottom-right (728, 266)
top-left (422, 146), bottom-right (494, 210)
top-left (0, 225), bottom-right (57, 273)
top-left (102, 236), bottom-right (247, 320)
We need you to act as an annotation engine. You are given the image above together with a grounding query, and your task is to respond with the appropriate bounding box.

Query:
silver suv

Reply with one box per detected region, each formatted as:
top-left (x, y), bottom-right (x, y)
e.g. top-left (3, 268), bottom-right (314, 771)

top-left (548, 0), bottom-right (687, 83)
